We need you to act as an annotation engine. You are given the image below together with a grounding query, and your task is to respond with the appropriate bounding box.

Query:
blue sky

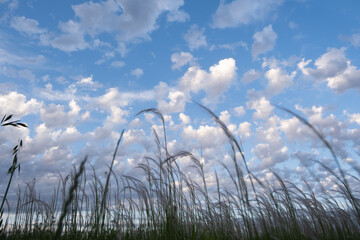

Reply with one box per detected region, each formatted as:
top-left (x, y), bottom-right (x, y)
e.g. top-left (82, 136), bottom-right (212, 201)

top-left (1, 0), bottom-right (360, 196)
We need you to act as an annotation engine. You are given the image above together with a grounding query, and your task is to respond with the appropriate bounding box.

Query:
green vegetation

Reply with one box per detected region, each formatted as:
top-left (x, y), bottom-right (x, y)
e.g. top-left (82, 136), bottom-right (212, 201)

top-left (1, 106), bottom-right (360, 239)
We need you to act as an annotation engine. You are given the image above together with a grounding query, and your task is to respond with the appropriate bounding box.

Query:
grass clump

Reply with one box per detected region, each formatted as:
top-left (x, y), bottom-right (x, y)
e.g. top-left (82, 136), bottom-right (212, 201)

top-left (1, 106), bottom-right (360, 239)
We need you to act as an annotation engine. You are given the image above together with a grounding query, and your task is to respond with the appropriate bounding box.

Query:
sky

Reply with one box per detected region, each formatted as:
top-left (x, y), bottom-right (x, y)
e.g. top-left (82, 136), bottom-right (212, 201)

top-left (1, 0), bottom-right (360, 198)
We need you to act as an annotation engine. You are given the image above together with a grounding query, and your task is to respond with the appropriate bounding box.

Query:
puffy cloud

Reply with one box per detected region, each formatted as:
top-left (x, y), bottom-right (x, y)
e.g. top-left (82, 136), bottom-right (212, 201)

top-left (171, 51), bottom-right (194, 69)
top-left (237, 121), bottom-right (252, 139)
top-left (179, 112), bottom-right (190, 125)
top-left (278, 105), bottom-right (360, 160)
top-left (10, 16), bottom-right (46, 36)
top-left (233, 106), bottom-right (245, 117)
top-left (251, 116), bottom-right (288, 169)
top-left (252, 143), bottom-right (288, 169)
top-left (211, 0), bottom-right (283, 28)
top-left (184, 25), bottom-right (207, 51)
top-left (241, 69), bottom-right (260, 83)
top-left (348, 113), bottom-right (360, 126)
top-left (40, 104), bottom-right (71, 129)
top-left (103, 106), bottom-right (128, 127)
top-left (179, 58), bottom-right (237, 100)
top-left (252, 25), bottom-right (277, 60)
top-left (131, 68), bottom-right (144, 78)
top-left (265, 67), bottom-right (296, 95)
top-left (0, 91), bottom-right (42, 117)
top-left (246, 91), bottom-right (274, 119)
top-left (158, 90), bottom-right (187, 114)
top-left (182, 125), bottom-right (227, 149)
top-left (94, 87), bottom-right (154, 109)
top-left (298, 48), bottom-right (360, 93)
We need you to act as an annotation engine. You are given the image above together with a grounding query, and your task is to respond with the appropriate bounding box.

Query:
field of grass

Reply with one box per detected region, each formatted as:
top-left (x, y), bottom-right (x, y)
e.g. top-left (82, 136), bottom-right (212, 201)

top-left (1, 106), bottom-right (360, 239)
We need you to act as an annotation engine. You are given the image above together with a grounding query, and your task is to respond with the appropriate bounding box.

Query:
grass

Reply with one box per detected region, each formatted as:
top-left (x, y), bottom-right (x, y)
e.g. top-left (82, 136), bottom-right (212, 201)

top-left (1, 105), bottom-right (360, 239)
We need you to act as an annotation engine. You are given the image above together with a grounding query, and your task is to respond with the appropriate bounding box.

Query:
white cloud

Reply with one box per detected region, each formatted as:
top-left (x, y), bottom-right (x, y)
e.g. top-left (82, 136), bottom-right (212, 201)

top-left (241, 69), bottom-right (260, 83)
top-left (348, 113), bottom-right (360, 126)
top-left (184, 24), bottom-right (207, 51)
top-left (237, 121), bottom-right (252, 139)
top-left (265, 67), bottom-right (296, 95)
top-left (40, 101), bottom-right (81, 129)
top-left (131, 68), bottom-right (144, 78)
top-left (42, 0), bottom-right (186, 53)
top-left (219, 110), bottom-right (231, 125)
top-left (171, 51), bottom-right (194, 69)
top-left (298, 48), bottom-right (360, 93)
top-left (158, 90), bottom-right (187, 114)
top-left (167, 9), bottom-right (190, 22)
top-left (211, 0), bottom-right (283, 28)
top-left (233, 106), bottom-right (245, 117)
top-left (179, 112), bottom-right (190, 125)
top-left (251, 116), bottom-right (288, 169)
top-left (246, 91), bottom-right (274, 119)
top-left (179, 58), bottom-right (237, 100)
top-left (182, 125), bottom-right (227, 149)
top-left (42, 20), bottom-right (89, 52)
top-left (0, 91), bottom-right (42, 117)
top-left (94, 87), bottom-right (154, 109)
top-left (252, 25), bottom-right (277, 60)
top-left (11, 16), bottom-right (46, 36)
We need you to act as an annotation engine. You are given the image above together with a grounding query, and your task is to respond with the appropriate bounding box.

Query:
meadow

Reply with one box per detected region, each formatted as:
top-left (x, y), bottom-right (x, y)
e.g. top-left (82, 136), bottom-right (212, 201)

top-left (1, 105), bottom-right (360, 240)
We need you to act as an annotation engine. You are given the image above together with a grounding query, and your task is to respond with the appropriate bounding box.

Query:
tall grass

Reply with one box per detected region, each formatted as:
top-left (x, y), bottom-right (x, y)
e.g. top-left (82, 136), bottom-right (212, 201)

top-left (1, 106), bottom-right (360, 239)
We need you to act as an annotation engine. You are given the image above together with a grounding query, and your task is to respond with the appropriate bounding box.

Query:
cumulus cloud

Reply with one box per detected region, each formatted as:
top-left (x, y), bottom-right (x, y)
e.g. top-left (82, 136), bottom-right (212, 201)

top-left (252, 25), bottom-right (277, 60)
top-left (0, 91), bottom-right (42, 117)
top-left (171, 51), bottom-right (194, 69)
top-left (278, 105), bottom-right (360, 160)
top-left (233, 106), bottom-right (245, 117)
top-left (265, 67), bottom-right (296, 95)
top-left (246, 91), bottom-right (274, 119)
top-left (211, 0), bottom-right (283, 28)
top-left (298, 47), bottom-right (360, 93)
top-left (251, 116), bottom-right (288, 169)
top-left (40, 100), bottom-right (82, 128)
top-left (182, 125), bottom-right (227, 149)
top-left (93, 87), bottom-right (154, 109)
top-left (158, 90), bottom-right (187, 114)
top-left (184, 24), bottom-right (207, 51)
top-left (179, 58), bottom-right (237, 100)
top-left (237, 121), bottom-right (252, 139)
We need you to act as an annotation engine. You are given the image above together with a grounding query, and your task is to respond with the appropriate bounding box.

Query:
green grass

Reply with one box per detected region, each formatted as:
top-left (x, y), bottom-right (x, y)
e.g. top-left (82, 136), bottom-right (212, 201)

top-left (1, 106), bottom-right (360, 239)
